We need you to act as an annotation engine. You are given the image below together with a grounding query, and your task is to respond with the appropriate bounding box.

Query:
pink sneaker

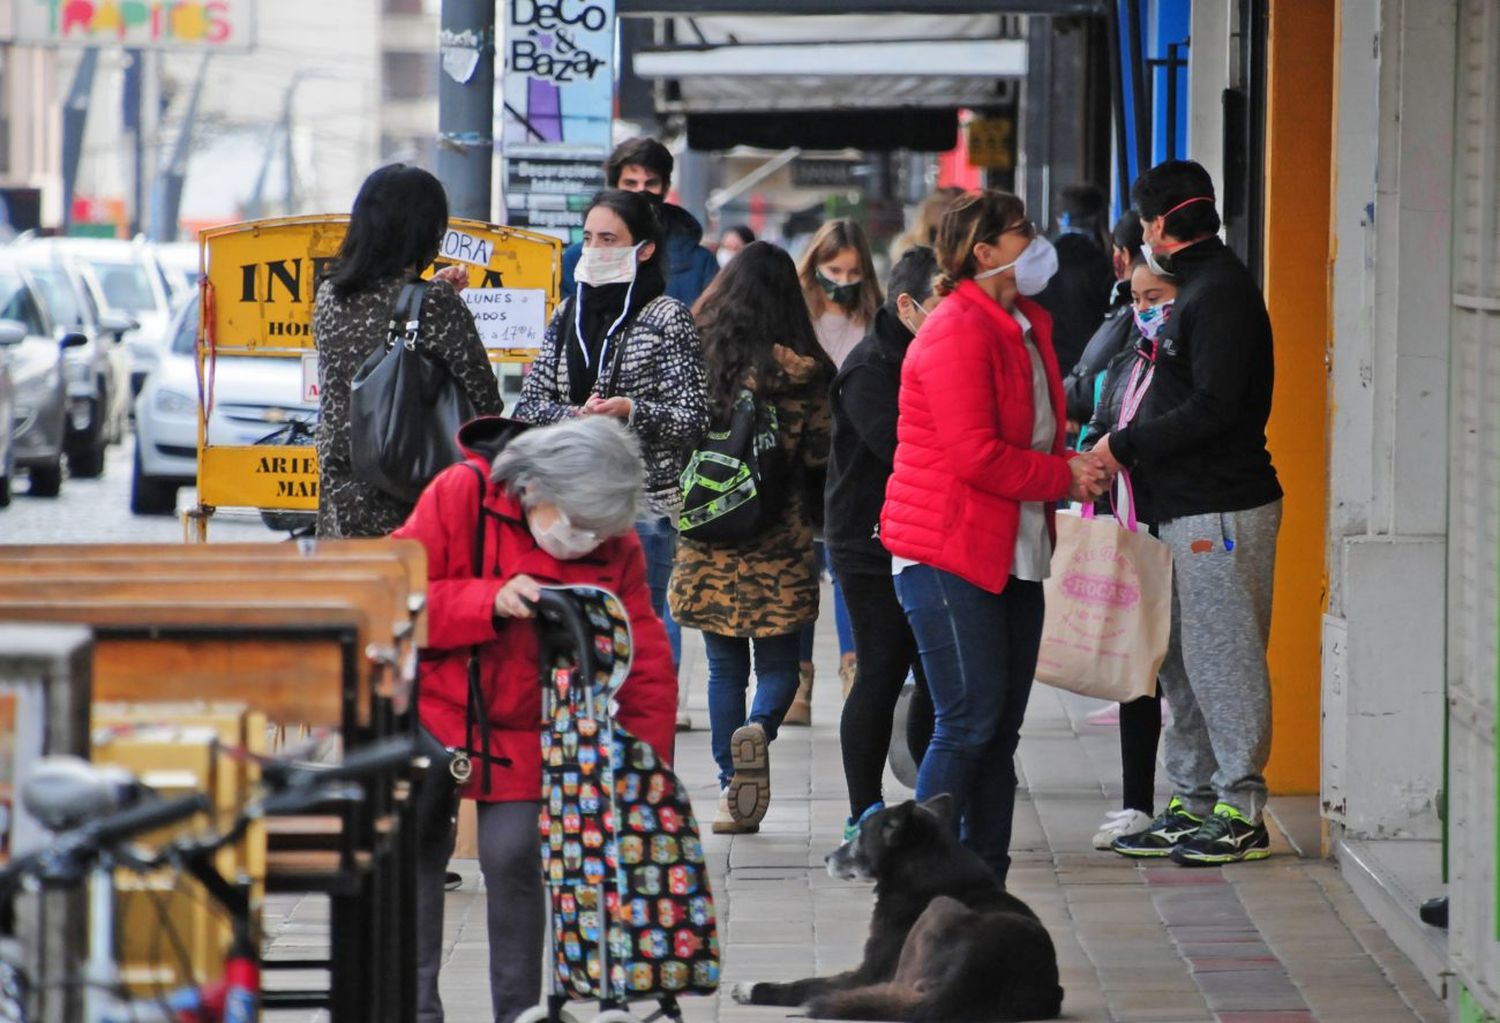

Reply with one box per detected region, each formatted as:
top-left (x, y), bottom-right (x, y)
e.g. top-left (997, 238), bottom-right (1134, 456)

top-left (1085, 703), bottom-right (1121, 726)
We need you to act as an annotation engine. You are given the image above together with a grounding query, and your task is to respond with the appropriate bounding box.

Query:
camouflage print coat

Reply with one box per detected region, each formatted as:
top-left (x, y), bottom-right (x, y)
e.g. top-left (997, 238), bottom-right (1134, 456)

top-left (313, 276), bottom-right (503, 538)
top-left (669, 345), bottom-right (832, 638)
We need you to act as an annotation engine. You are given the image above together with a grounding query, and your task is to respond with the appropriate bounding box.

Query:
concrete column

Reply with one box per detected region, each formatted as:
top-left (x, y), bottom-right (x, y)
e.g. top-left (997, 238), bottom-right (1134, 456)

top-left (1321, 0), bottom-right (1457, 839)
top-left (1186, 1), bottom-right (1230, 188)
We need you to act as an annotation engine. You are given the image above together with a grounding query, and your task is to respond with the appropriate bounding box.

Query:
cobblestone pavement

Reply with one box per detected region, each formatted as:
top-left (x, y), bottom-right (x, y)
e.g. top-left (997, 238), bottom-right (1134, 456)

top-left (263, 609), bottom-right (1449, 1023)
top-left (0, 438), bottom-right (276, 543)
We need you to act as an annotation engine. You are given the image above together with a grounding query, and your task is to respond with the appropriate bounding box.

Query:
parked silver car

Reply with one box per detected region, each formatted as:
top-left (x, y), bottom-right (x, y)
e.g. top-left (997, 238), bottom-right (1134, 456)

top-left (0, 261), bottom-right (87, 497)
top-left (12, 249), bottom-right (132, 478)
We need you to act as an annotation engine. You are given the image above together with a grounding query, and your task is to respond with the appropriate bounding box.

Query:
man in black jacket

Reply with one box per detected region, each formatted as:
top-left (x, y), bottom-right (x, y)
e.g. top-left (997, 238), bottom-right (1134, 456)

top-left (1094, 160), bottom-right (1284, 867)
top-left (825, 245), bottom-right (938, 845)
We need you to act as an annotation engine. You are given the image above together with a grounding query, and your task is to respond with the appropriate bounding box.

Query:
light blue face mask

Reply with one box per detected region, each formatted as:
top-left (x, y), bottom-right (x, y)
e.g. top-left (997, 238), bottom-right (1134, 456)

top-left (1132, 300), bottom-right (1175, 342)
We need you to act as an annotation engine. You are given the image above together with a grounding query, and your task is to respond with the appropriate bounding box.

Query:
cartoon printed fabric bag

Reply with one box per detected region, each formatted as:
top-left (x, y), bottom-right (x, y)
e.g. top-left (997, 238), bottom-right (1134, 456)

top-left (536, 585), bottom-right (721, 1003)
top-left (1035, 473), bottom-right (1173, 703)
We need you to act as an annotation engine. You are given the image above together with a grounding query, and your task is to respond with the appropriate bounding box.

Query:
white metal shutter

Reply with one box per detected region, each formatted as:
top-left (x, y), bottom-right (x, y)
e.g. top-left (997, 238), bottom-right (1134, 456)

top-left (1447, 0), bottom-right (1500, 1007)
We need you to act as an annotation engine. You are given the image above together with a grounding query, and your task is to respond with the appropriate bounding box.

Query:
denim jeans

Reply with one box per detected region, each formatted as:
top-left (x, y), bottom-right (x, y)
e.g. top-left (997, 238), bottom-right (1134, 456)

top-left (895, 564), bottom-right (1045, 885)
top-left (800, 542), bottom-right (855, 661)
top-left (702, 631), bottom-right (802, 788)
top-left (634, 516), bottom-right (682, 667)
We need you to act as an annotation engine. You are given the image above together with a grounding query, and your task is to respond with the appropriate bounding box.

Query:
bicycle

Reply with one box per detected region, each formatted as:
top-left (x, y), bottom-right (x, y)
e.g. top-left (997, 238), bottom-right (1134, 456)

top-left (0, 735), bottom-right (417, 1023)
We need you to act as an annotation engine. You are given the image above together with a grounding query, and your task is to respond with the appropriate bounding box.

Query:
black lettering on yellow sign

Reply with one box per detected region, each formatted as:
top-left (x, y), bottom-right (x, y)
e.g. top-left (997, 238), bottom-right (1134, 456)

top-left (240, 257), bottom-right (339, 304)
top-left (256, 454), bottom-right (318, 499)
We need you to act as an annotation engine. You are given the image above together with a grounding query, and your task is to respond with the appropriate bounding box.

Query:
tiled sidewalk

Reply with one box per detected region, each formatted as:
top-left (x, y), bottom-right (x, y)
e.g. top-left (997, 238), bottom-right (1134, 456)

top-left (268, 618), bottom-right (1449, 1022)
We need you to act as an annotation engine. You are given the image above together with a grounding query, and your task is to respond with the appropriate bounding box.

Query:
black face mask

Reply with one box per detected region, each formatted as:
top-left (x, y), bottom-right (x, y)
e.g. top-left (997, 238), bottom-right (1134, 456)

top-left (640, 189), bottom-right (666, 208)
top-left (817, 269), bottom-right (861, 309)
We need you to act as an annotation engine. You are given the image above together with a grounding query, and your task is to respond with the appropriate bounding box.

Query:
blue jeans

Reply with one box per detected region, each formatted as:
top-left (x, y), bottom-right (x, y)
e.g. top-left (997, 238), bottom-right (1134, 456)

top-left (894, 565), bottom-right (1045, 885)
top-left (800, 542), bottom-right (855, 661)
top-left (634, 517), bottom-right (682, 668)
top-left (702, 631), bottom-right (802, 788)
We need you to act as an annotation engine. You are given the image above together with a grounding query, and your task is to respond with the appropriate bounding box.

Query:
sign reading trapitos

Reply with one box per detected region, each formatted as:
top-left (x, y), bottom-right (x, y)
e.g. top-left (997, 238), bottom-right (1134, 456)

top-left (14, 0), bottom-right (256, 51)
top-left (194, 215), bottom-right (561, 515)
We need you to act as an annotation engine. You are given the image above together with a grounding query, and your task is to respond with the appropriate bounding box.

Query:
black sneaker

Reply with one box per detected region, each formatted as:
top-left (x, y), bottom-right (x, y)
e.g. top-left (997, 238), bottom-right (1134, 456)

top-left (1110, 797), bottom-right (1204, 858)
top-left (1171, 803), bottom-right (1271, 866)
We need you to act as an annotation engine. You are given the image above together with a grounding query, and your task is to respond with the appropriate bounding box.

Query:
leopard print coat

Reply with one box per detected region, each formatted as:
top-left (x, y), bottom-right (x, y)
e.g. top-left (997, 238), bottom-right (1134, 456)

top-left (669, 345), bottom-right (832, 638)
top-left (513, 295), bottom-right (708, 517)
top-left (313, 276), bottom-right (503, 538)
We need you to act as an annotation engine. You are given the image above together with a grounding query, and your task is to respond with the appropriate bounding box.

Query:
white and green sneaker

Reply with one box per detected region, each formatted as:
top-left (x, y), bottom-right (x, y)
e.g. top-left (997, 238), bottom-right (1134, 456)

top-left (1110, 797), bottom-right (1205, 858)
top-left (1171, 803), bottom-right (1271, 866)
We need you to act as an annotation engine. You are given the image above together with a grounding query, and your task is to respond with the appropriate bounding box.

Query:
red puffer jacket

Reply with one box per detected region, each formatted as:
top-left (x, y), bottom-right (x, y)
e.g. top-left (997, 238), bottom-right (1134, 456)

top-left (393, 435), bottom-right (677, 802)
top-left (880, 281), bottom-right (1073, 594)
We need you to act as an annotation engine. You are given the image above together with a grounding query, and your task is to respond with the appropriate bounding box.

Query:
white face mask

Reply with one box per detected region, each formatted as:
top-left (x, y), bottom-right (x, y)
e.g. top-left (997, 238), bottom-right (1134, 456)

top-left (576, 243), bottom-right (643, 288)
top-left (715, 247), bottom-right (735, 270)
top-left (530, 509), bottom-right (600, 561)
top-left (975, 234), bottom-right (1059, 296)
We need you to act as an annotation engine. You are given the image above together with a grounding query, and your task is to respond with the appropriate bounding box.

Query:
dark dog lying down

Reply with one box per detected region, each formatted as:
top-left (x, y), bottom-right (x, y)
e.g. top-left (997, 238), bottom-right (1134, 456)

top-left (733, 796), bottom-right (1063, 1021)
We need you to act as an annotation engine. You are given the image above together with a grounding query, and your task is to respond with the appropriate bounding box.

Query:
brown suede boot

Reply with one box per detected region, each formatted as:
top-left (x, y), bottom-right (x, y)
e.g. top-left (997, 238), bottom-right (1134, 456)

top-left (783, 662), bottom-right (814, 726)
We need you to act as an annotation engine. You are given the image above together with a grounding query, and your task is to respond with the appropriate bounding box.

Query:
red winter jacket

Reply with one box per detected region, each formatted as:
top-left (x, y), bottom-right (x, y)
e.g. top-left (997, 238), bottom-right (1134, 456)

top-left (880, 281), bottom-right (1073, 594)
top-left (393, 430), bottom-right (677, 803)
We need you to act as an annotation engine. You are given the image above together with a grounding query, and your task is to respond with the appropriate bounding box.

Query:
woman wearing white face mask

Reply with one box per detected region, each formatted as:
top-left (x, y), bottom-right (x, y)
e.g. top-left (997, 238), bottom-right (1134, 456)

top-left (516, 189), bottom-right (709, 687)
top-left (880, 189), bottom-right (1111, 884)
top-left (395, 415), bottom-right (678, 1023)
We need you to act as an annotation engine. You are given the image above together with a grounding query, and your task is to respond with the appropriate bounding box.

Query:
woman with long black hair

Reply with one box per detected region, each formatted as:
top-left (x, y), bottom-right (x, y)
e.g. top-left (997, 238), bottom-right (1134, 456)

top-left (670, 241), bottom-right (832, 834)
top-left (516, 189), bottom-right (709, 673)
top-left (313, 163), bottom-right (502, 537)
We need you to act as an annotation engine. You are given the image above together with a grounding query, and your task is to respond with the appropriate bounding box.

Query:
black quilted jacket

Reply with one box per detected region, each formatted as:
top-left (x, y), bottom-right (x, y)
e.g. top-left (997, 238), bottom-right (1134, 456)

top-left (515, 295), bottom-right (709, 517)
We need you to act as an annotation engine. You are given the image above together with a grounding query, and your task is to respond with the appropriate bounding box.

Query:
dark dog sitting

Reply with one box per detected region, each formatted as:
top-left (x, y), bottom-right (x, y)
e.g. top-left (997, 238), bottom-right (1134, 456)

top-left (732, 795), bottom-right (1063, 1021)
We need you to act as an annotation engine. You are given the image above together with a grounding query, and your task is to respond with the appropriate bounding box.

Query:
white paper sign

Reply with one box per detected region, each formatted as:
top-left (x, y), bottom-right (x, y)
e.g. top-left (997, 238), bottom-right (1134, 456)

top-left (301, 353), bottom-right (319, 403)
top-left (463, 288), bottom-right (547, 350)
top-left (440, 229), bottom-right (494, 268)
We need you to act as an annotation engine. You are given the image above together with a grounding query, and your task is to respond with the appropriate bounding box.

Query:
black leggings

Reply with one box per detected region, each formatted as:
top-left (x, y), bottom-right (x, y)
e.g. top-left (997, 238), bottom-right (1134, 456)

top-left (839, 569), bottom-right (934, 818)
top-left (1121, 692), bottom-right (1163, 814)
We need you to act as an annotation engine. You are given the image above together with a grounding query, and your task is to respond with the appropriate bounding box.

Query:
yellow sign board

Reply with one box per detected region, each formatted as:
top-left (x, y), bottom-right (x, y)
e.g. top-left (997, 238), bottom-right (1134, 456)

top-left (967, 117), bottom-right (1016, 171)
top-left (195, 214), bottom-right (562, 515)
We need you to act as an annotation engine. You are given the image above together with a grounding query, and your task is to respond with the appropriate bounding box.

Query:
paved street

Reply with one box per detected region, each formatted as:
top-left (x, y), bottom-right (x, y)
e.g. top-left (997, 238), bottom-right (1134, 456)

top-left (0, 439), bottom-right (277, 544)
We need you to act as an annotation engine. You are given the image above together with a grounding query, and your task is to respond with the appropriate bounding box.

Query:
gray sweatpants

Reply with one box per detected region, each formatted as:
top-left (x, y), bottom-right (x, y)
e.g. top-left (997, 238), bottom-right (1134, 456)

top-left (417, 799), bottom-right (545, 1023)
top-left (1156, 499), bottom-right (1282, 822)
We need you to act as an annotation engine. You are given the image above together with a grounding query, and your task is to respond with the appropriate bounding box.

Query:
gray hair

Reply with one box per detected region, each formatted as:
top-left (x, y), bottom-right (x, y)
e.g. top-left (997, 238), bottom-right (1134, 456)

top-left (492, 416), bottom-right (644, 536)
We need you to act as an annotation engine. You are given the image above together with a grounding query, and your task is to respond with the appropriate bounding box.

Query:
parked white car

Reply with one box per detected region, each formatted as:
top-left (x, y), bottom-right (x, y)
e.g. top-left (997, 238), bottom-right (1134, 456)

top-left (153, 241), bottom-right (202, 304)
top-left (15, 236), bottom-right (176, 397)
top-left (133, 294), bottom-right (316, 516)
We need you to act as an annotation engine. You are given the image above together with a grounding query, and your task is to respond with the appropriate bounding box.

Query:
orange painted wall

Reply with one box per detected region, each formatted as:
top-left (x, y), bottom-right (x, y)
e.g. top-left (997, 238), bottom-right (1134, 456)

top-left (1261, 1), bottom-right (1335, 794)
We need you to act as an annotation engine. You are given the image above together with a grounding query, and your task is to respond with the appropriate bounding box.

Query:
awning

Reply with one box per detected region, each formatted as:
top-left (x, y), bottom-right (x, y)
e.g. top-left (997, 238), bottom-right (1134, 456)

top-left (638, 15), bottom-right (1026, 114)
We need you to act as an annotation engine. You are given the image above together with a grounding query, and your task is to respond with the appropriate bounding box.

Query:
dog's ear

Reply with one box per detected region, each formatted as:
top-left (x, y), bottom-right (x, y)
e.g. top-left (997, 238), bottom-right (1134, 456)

top-left (917, 793), bottom-right (956, 828)
top-left (881, 801), bottom-right (916, 844)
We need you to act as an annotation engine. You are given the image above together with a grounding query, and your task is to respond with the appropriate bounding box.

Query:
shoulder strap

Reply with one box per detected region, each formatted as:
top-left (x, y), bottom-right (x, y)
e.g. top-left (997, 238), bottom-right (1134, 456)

top-left (388, 280), bottom-right (430, 351)
top-left (462, 461), bottom-right (487, 577)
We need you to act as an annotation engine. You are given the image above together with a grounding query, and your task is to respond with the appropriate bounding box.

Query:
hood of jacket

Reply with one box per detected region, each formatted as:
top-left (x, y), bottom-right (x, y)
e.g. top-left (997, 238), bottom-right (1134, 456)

top-left (456, 415), bottom-right (533, 464)
top-left (659, 201), bottom-right (705, 250)
top-left (770, 343), bottom-right (822, 389)
top-left (870, 305), bottom-right (916, 363)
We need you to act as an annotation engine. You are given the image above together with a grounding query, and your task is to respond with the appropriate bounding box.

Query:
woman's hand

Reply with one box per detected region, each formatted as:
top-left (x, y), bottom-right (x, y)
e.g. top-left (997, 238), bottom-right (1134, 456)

top-left (582, 395), bottom-right (633, 420)
top-left (1067, 452), bottom-right (1110, 503)
top-left (433, 265), bottom-right (469, 293)
top-left (493, 574), bottom-right (542, 619)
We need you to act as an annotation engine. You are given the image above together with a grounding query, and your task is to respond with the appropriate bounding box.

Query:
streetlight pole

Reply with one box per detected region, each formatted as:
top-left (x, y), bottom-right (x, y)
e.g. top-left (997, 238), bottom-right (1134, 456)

top-left (437, 0), bottom-right (496, 221)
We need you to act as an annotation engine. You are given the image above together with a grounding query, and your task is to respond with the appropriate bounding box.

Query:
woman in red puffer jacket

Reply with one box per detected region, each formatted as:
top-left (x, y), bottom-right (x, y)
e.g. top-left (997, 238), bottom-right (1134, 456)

top-left (394, 415), bottom-right (676, 1023)
top-left (880, 189), bottom-right (1109, 886)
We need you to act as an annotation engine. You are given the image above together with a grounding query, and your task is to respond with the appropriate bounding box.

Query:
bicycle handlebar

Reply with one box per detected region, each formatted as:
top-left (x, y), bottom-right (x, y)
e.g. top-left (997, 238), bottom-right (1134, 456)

top-left (269, 735), bottom-right (416, 787)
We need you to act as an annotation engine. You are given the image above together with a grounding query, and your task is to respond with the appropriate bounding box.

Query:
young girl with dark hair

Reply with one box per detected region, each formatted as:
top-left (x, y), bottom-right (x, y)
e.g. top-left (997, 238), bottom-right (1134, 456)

top-left (516, 189), bottom-right (709, 676)
top-left (313, 163), bottom-right (502, 538)
top-left (669, 241), bottom-right (832, 834)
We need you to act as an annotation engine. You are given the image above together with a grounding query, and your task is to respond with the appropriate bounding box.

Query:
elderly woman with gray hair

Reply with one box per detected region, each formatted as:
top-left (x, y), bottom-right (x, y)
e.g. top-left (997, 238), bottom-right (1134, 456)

top-left (394, 414), bottom-right (677, 1023)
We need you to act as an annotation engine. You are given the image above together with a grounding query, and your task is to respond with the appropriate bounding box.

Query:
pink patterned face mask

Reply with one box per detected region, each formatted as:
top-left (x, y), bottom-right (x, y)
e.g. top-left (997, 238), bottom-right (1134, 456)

top-left (1131, 300), bottom-right (1174, 343)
